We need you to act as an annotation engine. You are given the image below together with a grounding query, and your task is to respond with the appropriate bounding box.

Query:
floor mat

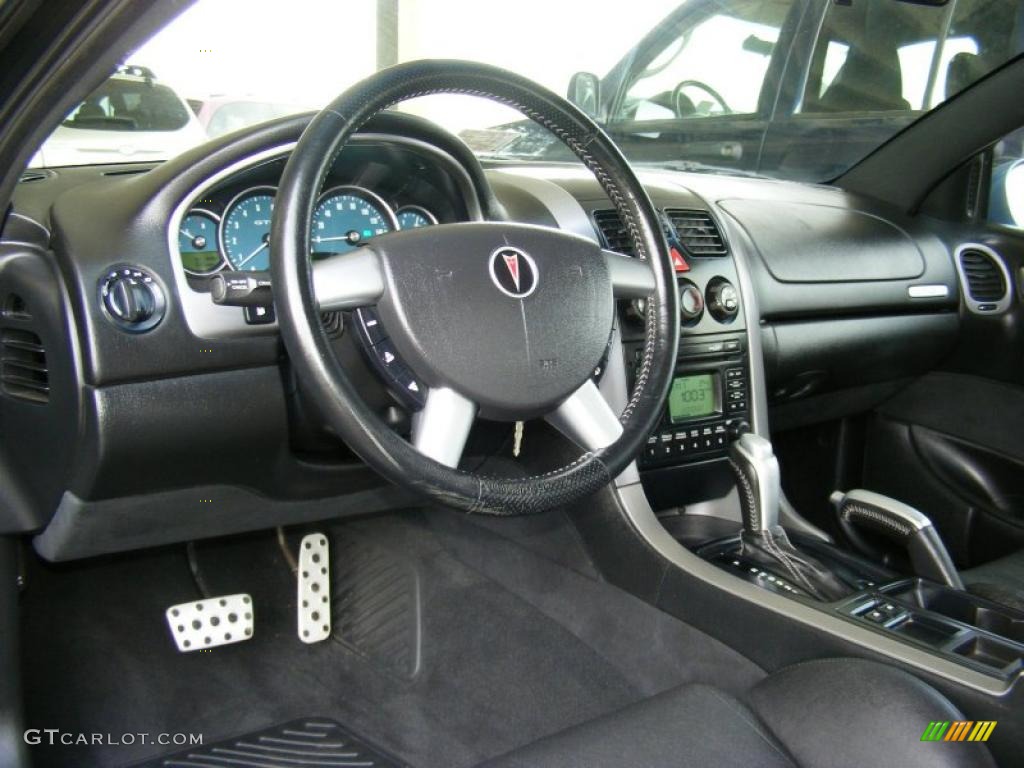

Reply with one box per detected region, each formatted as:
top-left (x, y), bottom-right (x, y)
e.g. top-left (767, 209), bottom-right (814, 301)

top-left (332, 536), bottom-right (421, 680)
top-left (133, 718), bottom-right (404, 767)
top-left (21, 509), bottom-right (765, 768)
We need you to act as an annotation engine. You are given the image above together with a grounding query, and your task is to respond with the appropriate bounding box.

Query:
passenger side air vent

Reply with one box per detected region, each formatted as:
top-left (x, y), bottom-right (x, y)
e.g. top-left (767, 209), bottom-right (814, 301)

top-left (1, 328), bottom-right (49, 403)
top-left (664, 209), bottom-right (728, 256)
top-left (955, 244), bottom-right (1011, 314)
top-left (592, 209), bottom-right (636, 257)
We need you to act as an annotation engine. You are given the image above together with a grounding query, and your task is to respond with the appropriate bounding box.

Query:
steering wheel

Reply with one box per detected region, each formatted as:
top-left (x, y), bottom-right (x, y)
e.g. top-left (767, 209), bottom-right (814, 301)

top-left (672, 80), bottom-right (731, 117)
top-left (271, 60), bottom-right (678, 515)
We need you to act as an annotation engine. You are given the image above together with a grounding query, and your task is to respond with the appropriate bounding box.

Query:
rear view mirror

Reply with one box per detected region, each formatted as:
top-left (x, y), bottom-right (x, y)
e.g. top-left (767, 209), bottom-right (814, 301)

top-left (567, 72), bottom-right (601, 119)
top-left (742, 35), bottom-right (774, 57)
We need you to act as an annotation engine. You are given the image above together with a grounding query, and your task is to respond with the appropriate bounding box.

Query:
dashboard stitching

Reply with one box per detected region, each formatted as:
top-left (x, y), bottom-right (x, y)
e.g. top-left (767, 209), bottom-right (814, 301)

top-left (842, 503), bottom-right (913, 538)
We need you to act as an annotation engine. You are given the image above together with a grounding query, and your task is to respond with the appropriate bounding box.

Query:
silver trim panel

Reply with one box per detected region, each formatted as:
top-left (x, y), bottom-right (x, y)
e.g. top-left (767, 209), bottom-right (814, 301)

top-left (411, 387), bottom-right (477, 468)
top-left (546, 379), bottom-right (624, 451)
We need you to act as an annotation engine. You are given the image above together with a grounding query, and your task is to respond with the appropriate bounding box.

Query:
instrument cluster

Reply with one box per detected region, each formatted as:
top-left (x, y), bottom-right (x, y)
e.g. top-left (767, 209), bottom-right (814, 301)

top-left (177, 183), bottom-right (438, 277)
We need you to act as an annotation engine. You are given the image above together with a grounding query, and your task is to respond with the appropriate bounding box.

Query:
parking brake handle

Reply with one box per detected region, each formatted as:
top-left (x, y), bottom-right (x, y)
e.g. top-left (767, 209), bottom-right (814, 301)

top-left (831, 489), bottom-right (964, 590)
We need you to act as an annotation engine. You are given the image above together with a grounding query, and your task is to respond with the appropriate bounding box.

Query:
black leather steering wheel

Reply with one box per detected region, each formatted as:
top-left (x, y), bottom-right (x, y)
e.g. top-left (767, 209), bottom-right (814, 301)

top-left (672, 80), bottom-right (731, 117)
top-left (271, 60), bottom-right (678, 515)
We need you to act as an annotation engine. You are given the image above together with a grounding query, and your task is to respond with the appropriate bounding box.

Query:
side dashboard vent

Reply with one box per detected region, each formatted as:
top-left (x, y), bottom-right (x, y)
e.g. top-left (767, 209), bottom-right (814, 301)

top-left (1, 328), bottom-right (49, 403)
top-left (956, 245), bottom-right (1011, 314)
top-left (18, 169), bottom-right (53, 184)
top-left (592, 209), bottom-right (636, 257)
top-left (664, 209), bottom-right (728, 256)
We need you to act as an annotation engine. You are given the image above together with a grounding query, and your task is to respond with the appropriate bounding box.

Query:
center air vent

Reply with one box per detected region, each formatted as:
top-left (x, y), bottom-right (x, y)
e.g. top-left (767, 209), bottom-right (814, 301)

top-left (955, 244), bottom-right (1011, 314)
top-left (1, 328), bottom-right (49, 403)
top-left (592, 209), bottom-right (636, 257)
top-left (664, 209), bottom-right (728, 256)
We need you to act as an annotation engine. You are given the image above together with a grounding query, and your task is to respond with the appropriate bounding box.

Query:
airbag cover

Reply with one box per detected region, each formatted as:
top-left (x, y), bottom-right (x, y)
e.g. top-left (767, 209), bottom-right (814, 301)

top-left (373, 222), bottom-right (613, 420)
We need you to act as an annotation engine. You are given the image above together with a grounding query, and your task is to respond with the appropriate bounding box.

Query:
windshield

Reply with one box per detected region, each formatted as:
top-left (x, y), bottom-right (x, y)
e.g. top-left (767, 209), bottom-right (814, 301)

top-left (32, 0), bottom-right (1024, 181)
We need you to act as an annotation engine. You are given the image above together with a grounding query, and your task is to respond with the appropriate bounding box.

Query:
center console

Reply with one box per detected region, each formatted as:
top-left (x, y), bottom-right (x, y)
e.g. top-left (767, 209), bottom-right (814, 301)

top-left (626, 332), bottom-right (750, 468)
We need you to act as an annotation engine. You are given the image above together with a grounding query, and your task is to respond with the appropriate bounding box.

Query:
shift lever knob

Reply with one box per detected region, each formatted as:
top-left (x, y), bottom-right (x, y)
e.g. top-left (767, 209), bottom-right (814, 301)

top-left (728, 432), bottom-right (780, 532)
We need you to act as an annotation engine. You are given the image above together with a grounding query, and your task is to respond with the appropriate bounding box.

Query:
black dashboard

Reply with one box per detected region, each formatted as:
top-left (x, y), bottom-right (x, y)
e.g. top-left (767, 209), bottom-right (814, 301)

top-left (0, 110), bottom-right (991, 560)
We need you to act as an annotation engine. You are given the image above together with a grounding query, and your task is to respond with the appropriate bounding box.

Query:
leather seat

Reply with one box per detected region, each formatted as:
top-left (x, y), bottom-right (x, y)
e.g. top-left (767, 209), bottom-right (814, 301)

top-left (964, 549), bottom-right (1024, 612)
top-left (481, 658), bottom-right (994, 768)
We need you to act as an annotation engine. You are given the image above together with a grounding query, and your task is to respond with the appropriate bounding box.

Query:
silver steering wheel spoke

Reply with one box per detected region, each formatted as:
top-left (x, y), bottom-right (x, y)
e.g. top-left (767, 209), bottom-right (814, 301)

top-left (411, 387), bottom-right (478, 468)
top-left (603, 249), bottom-right (656, 299)
top-left (545, 379), bottom-right (624, 452)
top-left (311, 247), bottom-right (384, 311)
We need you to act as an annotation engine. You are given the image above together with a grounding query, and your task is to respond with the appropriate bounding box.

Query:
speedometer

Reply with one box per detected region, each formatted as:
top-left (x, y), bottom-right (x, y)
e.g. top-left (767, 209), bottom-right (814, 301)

top-left (219, 186), bottom-right (276, 271)
top-left (311, 186), bottom-right (397, 258)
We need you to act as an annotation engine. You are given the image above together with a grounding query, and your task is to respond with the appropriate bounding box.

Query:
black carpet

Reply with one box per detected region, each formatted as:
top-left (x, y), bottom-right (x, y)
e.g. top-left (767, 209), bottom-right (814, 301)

top-left (21, 508), bottom-right (764, 767)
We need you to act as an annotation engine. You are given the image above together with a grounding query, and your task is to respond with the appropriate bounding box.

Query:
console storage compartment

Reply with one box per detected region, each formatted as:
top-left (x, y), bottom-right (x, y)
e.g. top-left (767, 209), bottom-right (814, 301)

top-left (839, 579), bottom-right (1024, 678)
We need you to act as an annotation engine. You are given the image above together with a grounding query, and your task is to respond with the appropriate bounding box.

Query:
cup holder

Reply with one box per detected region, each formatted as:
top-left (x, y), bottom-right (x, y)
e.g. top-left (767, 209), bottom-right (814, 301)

top-left (886, 581), bottom-right (1024, 644)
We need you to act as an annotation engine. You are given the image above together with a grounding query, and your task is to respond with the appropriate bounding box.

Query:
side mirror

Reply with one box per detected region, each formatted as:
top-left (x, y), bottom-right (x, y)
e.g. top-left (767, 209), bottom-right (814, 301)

top-left (991, 159), bottom-right (1024, 228)
top-left (567, 72), bottom-right (601, 119)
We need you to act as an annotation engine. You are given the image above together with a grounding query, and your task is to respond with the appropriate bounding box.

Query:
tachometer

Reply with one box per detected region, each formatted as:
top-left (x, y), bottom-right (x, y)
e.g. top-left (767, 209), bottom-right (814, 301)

top-left (311, 186), bottom-right (396, 258)
top-left (219, 186), bottom-right (276, 271)
top-left (396, 205), bottom-right (437, 230)
top-left (178, 209), bottom-right (224, 275)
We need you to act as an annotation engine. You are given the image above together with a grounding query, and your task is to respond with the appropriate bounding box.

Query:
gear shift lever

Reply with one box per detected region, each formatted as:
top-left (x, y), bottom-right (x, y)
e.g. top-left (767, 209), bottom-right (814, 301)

top-left (729, 432), bottom-right (781, 532)
top-left (729, 433), bottom-right (849, 601)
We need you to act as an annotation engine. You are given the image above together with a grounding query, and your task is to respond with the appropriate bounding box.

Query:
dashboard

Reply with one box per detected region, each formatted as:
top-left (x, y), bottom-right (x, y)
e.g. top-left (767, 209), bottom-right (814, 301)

top-left (0, 109), bottom-right (1002, 562)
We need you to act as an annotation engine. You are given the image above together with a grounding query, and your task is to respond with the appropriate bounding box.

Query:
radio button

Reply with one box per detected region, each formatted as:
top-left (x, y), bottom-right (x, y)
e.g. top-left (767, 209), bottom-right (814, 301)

top-left (727, 379), bottom-right (745, 391)
top-left (727, 401), bottom-right (747, 414)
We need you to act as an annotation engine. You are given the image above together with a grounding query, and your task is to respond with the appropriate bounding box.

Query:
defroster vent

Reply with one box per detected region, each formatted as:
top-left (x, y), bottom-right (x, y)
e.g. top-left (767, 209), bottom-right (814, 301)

top-left (1, 328), bottom-right (49, 403)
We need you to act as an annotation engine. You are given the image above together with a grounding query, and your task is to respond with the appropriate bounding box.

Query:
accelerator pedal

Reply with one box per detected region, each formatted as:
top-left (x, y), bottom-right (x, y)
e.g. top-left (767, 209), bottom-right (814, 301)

top-left (298, 532), bottom-right (331, 643)
top-left (133, 718), bottom-right (403, 767)
top-left (165, 593), bottom-right (253, 652)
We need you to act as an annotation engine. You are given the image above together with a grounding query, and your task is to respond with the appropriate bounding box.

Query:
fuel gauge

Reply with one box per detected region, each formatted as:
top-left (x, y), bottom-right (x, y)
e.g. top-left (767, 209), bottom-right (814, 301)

top-left (178, 209), bottom-right (225, 275)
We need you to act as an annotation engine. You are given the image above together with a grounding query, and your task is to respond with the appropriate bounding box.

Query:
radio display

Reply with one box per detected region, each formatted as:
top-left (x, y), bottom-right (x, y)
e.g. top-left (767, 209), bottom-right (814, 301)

top-left (668, 373), bottom-right (718, 422)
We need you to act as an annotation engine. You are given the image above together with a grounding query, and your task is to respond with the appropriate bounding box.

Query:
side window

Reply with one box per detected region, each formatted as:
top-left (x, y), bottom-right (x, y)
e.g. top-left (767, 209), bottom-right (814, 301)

top-left (990, 127), bottom-right (1024, 230)
top-left (615, 2), bottom-right (784, 122)
top-left (803, 0), bottom-right (1007, 115)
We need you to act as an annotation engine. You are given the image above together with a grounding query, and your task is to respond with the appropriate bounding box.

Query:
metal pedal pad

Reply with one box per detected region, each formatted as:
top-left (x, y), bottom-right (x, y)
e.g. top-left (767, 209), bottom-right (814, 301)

top-left (298, 533), bottom-right (331, 643)
top-left (165, 593), bottom-right (253, 652)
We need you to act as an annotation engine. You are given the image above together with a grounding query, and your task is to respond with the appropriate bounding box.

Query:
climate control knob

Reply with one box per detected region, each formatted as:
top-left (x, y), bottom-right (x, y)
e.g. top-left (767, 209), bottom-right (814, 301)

top-left (99, 265), bottom-right (166, 332)
top-left (678, 281), bottom-right (704, 324)
top-left (706, 277), bottom-right (740, 323)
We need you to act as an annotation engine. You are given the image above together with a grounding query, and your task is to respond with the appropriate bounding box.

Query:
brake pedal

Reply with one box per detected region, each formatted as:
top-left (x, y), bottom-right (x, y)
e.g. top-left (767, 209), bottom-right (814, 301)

top-left (298, 533), bottom-right (331, 643)
top-left (165, 593), bottom-right (254, 652)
